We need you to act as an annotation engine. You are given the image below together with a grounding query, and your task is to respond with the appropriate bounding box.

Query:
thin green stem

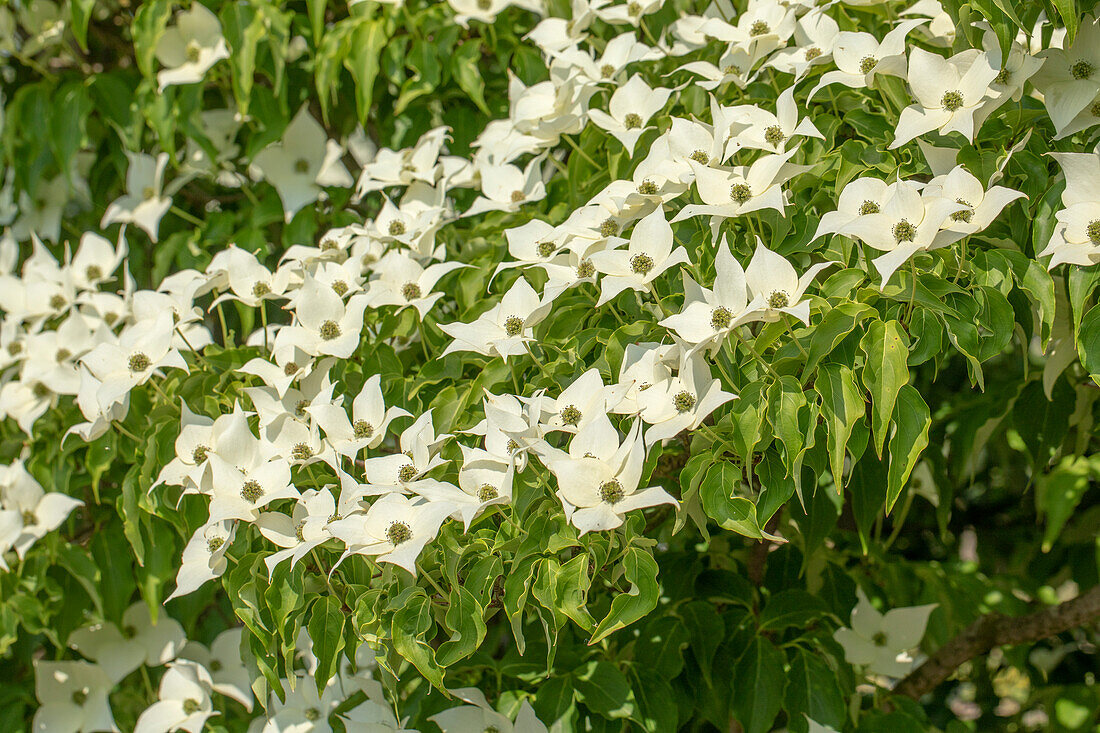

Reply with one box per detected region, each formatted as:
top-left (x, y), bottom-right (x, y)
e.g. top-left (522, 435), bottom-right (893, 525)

top-left (171, 206), bottom-right (204, 227)
top-left (562, 134), bottom-right (600, 170)
top-left (216, 304), bottom-right (231, 347)
top-left (732, 328), bottom-right (780, 380)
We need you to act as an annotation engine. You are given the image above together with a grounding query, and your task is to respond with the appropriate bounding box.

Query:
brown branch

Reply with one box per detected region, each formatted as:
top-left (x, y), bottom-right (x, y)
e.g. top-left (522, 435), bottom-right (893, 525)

top-left (893, 585), bottom-right (1100, 700)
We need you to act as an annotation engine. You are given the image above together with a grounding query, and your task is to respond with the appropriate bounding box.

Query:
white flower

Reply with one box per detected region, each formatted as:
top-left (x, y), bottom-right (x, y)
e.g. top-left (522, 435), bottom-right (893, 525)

top-left (167, 519), bottom-right (236, 601)
top-left (101, 152), bottom-right (175, 242)
top-left (922, 165), bottom-right (1026, 247)
top-left (261, 673), bottom-right (346, 733)
top-left (70, 231), bottom-right (127, 290)
top-left (638, 350), bottom-right (736, 445)
top-left (68, 602), bottom-right (185, 684)
top-left (588, 205), bottom-right (690, 306)
top-left (431, 687), bottom-right (548, 733)
top-left (0, 459), bottom-right (82, 558)
top-left (133, 660), bottom-right (217, 733)
top-left (1039, 153), bottom-right (1100, 267)
top-left (33, 660), bottom-right (118, 733)
top-left (208, 247), bottom-right (293, 309)
top-left (1032, 15), bottom-right (1100, 134)
top-left (154, 3), bottom-right (230, 91)
top-left (365, 251), bottom-right (465, 319)
top-left (613, 342), bottom-right (676, 415)
top-left (812, 177), bottom-right (894, 241)
top-left (724, 86), bottom-right (823, 152)
top-left (249, 107), bottom-right (353, 222)
top-left (744, 240), bottom-right (831, 324)
top-left (207, 413), bottom-right (297, 523)
top-left (256, 488), bottom-right (337, 577)
top-left (464, 156), bottom-right (548, 218)
top-left (808, 19), bottom-right (927, 100)
top-left (410, 452), bottom-right (513, 531)
top-left (588, 75), bottom-right (674, 152)
top-left (833, 587), bottom-right (936, 678)
top-left (660, 235), bottom-right (755, 349)
top-left (541, 367), bottom-right (628, 434)
top-left (80, 311), bottom-right (187, 410)
top-left (547, 416), bottom-right (676, 534)
top-left (329, 493), bottom-right (454, 575)
top-left (360, 411), bottom-right (449, 496)
top-left (282, 275), bottom-right (370, 358)
top-left (890, 47), bottom-right (999, 148)
top-left (179, 627), bottom-right (254, 711)
top-left (439, 277), bottom-right (553, 359)
top-left (766, 8), bottom-right (839, 80)
top-left (674, 149), bottom-right (806, 228)
top-left (308, 374), bottom-right (411, 462)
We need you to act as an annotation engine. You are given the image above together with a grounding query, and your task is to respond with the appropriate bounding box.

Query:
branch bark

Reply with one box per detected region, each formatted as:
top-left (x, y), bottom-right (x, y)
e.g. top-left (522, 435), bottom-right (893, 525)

top-left (893, 585), bottom-right (1100, 700)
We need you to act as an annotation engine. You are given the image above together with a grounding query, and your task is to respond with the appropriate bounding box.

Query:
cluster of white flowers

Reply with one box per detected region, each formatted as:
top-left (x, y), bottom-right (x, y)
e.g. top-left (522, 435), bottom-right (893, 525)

top-left (2, 0), bottom-right (1097, 728)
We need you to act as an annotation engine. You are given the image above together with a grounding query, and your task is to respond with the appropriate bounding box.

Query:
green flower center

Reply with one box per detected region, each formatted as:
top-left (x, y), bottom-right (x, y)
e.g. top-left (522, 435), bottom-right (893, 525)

top-left (560, 405), bottom-right (582, 426)
top-left (320, 240), bottom-right (340, 251)
top-left (353, 420), bottom-right (374, 439)
top-left (951, 199), bottom-right (974, 223)
top-left (295, 399), bottom-right (309, 417)
top-left (185, 40), bottom-right (202, 63)
top-left (711, 306), bottom-right (733, 330)
top-left (252, 281), bottom-right (271, 298)
top-left (388, 220), bottom-right (406, 236)
top-left (994, 67), bottom-right (1010, 85)
top-left (207, 537), bottom-right (224, 553)
top-left (284, 361), bottom-right (299, 376)
top-left (1087, 220), bottom-right (1100, 244)
top-left (241, 480), bottom-right (264, 503)
top-left (398, 464), bottom-right (418, 482)
top-left (72, 690), bottom-right (88, 705)
top-left (477, 483), bottom-right (499, 502)
top-left (143, 185), bottom-right (157, 200)
top-left (638, 179), bottom-right (659, 196)
top-left (749, 20), bottom-right (770, 37)
top-left (32, 382), bottom-right (51, 399)
top-left (209, 660), bottom-right (222, 672)
top-left (804, 46), bottom-right (822, 61)
top-left (673, 390), bottom-right (697, 413)
top-left (767, 290), bottom-right (790, 309)
top-left (50, 294), bottom-right (67, 310)
top-left (859, 56), bottom-right (877, 74)
top-left (386, 521), bottom-right (411, 545)
top-left (1071, 60), bottom-right (1094, 80)
top-left (690, 150), bottom-right (709, 164)
top-left (503, 315), bottom-right (524, 337)
top-left (1091, 100), bottom-right (1100, 117)
top-left (630, 253), bottom-right (655, 275)
top-left (941, 90), bottom-right (964, 111)
top-left (291, 443), bottom-right (313, 461)
top-left (601, 63), bottom-right (615, 78)
top-left (304, 707), bottom-right (321, 721)
top-left (22, 510), bottom-right (38, 526)
top-left (56, 348), bottom-right (71, 362)
top-left (627, 1), bottom-right (641, 15)
top-left (192, 445), bottom-right (209, 464)
top-left (506, 438), bottom-right (520, 454)
top-left (764, 125), bottom-right (786, 147)
top-left (730, 183), bottom-right (752, 204)
top-left (893, 220), bottom-right (917, 243)
top-left (537, 240), bottom-right (556, 258)
top-left (319, 320), bottom-right (341, 340)
top-left (402, 282), bottom-right (422, 300)
top-left (128, 352), bottom-right (150, 372)
top-left (182, 699), bottom-right (201, 715)
top-left (872, 631), bottom-right (888, 647)
top-left (85, 265), bottom-right (102, 281)
top-left (294, 158), bottom-right (311, 174)
top-left (576, 259), bottom-right (596, 279)
top-left (332, 280), bottom-right (348, 296)
top-left (623, 113), bottom-right (643, 129)
top-left (859, 200), bottom-right (880, 215)
top-left (295, 521), bottom-right (306, 542)
top-left (599, 479), bottom-right (625, 505)
top-left (7, 342), bottom-right (21, 355)
top-left (510, 190), bottom-right (526, 203)
top-left (599, 218), bottom-right (618, 237)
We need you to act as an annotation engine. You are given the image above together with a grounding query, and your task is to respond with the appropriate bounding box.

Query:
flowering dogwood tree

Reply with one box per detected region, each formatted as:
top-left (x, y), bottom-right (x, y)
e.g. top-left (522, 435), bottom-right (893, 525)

top-left (1, 0), bottom-right (1099, 731)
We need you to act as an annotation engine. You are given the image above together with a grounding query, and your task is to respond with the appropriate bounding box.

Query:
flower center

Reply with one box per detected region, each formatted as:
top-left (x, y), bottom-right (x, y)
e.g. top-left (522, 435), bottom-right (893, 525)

top-left (386, 521), bottom-right (412, 545)
top-left (560, 404), bottom-right (582, 426)
top-left (1092, 100), bottom-right (1100, 117)
top-left (185, 40), bottom-right (202, 63)
top-left (252, 281), bottom-right (271, 298)
top-left (503, 315), bottom-right (524, 337)
top-left (398, 464), bottom-right (418, 482)
top-left (56, 348), bottom-right (71, 362)
top-left (510, 190), bottom-right (526, 203)
top-left (637, 179), bottom-right (659, 195)
top-left (291, 443), bottom-right (313, 461)
top-left (72, 690), bottom-right (88, 705)
top-left (85, 265), bottom-right (102, 281)
top-left (295, 399), bottom-right (309, 417)
top-left (763, 125), bottom-right (785, 147)
top-left (304, 707), bottom-right (321, 721)
top-left (353, 420), bottom-right (374, 439)
top-left (1071, 60), bottom-right (1094, 80)
top-left (730, 183), bottom-right (752, 204)
top-left (22, 510), bottom-right (38, 526)
top-left (284, 361), bottom-right (299, 376)
top-left (872, 631), bottom-right (888, 647)
top-left (50, 294), bottom-right (67, 310)
top-left (893, 220), bottom-right (917, 243)
top-left (767, 291), bottom-right (789, 309)
top-left (599, 479), bottom-right (625, 505)
top-left (623, 113), bottom-right (643, 129)
top-left (388, 220), bottom-right (406, 236)
top-left (142, 185), bottom-right (157, 200)
top-left (294, 158), bottom-right (311, 174)
top-left (7, 342), bottom-right (21, 355)
top-left (192, 445), bottom-right (209, 464)
top-left (295, 521), bottom-right (306, 542)
top-left (207, 537), bottom-right (224, 552)
top-left (994, 67), bottom-right (1010, 85)
top-left (599, 218), bottom-right (618, 237)
top-left (209, 660), bottom-right (222, 672)
top-left (941, 90), bottom-right (964, 111)
top-left (477, 483), bottom-right (499, 501)
top-left (537, 240), bottom-right (556, 258)
top-left (576, 259), bottom-right (596, 279)
top-left (951, 199), bottom-right (974, 223)
top-left (319, 320), bottom-right (341, 340)
top-left (241, 480), bottom-right (264, 503)
top-left (804, 46), bottom-right (822, 61)
top-left (630, 253), bottom-right (655, 275)
top-left (749, 20), bottom-right (770, 36)
top-left (182, 699), bottom-right (201, 715)
top-left (1088, 220), bottom-right (1100, 244)
top-left (627, 1), bottom-right (641, 15)
top-left (32, 383), bottom-right (51, 399)
top-left (690, 150), bottom-right (709, 164)
top-left (711, 306), bottom-right (733, 330)
top-left (128, 352), bottom-right (151, 372)
top-left (673, 390), bottom-right (697, 413)
top-left (859, 200), bottom-right (880, 215)
top-left (859, 56), bottom-right (877, 74)
top-left (601, 63), bottom-right (615, 78)
top-left (402, 282), bottom-right (422, 300)
top-left (331, 280), bottom-right (348, 296)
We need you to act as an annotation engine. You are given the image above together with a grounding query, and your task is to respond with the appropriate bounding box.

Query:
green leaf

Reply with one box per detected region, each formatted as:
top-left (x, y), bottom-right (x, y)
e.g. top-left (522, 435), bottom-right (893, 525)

top-left (634, 616), bottom-right (690, 678)
top-left (886, 385), bottom-right (931, 512)
top-left (767, 375), bottom-right (813, 503)
top-left (1037, 457), bottom-right (1091, 552)
top-left (816, 363), bottom-right (866, 492)
top-left (758, 590), bottom-right (827, 632)
top-left (1076, 303), bottom-right (1100, 385)
top-left (307, 596), bottom-right (345, 695)
top-left (629, 668), bottom-right (678, 733)
top-left (346, 19), bottom-right (389, 124)
top-left (307, 0), bottom-right (326, 45)
top-left (390, 589), bottom-right (445, 690)
top-left (69, 0), bottom-right (96, 51)
top-left (573, 661), bottom-right (635, 719)
top-left (806, 302), bottom-right (875, 374)
top-left (731, 636), bottom-right (786, 733)
top-left (436, 585), bottom-right (488, 666)
top-left (589, 548), bottom-right (659, 645)
top-left (131, 0), bottom-right (173, 79)
top-left (452, 40), bottom-right (491, 114)
top-left (860, 319), bottom-right (911, 457)
top-left (700, 461), bottom-right (773, 539)
top-left (1050, 0), bottom-right (1079, 44)
top-left (784, 650), bottom-right (847, 733)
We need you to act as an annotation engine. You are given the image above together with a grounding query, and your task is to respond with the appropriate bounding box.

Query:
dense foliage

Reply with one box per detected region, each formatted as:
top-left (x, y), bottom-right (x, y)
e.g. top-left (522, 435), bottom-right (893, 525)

top-left (1, 0), bottom-right (1099, 731)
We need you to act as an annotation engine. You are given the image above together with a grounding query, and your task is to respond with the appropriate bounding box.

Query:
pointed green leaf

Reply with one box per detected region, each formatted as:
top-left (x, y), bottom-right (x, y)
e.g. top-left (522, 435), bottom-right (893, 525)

top-left (817, 363), bottom-right (866, 492)
top-left (308, 596), bottom-right (346, 695)
top-left (860, 319), bottom-right (910, 456)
